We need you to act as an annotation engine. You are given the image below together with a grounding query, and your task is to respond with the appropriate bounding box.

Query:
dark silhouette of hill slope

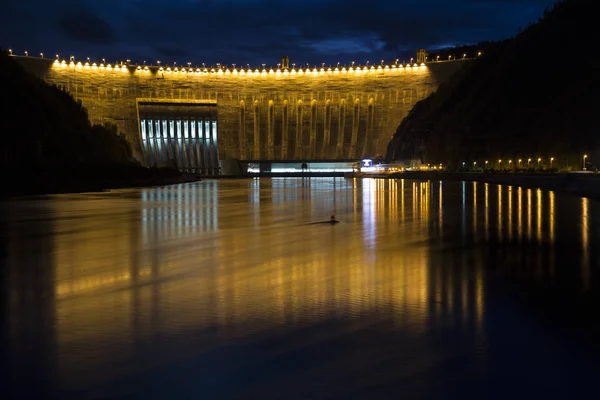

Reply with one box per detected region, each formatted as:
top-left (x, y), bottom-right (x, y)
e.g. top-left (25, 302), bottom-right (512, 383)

top-left (386, 0), bottom-right (600, 169)
top-left (0, 51), bottom-right (181, 195)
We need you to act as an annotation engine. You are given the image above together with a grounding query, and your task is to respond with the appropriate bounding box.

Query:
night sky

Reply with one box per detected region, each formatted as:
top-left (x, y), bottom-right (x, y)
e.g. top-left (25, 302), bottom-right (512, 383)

top-left (3, 0), bottom-right (555, 67)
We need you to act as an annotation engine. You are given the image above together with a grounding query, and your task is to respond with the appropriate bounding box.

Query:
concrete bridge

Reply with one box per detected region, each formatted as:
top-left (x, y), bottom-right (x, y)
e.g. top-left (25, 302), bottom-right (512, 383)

top-left (15, 54), bottom-right (463, 175)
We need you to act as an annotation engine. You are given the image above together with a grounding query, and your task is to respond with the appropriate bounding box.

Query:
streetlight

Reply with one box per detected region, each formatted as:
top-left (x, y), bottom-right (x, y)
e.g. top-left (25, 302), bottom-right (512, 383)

top-left (8, 49), bottom-right (12, 55)
top-left (583, 154), bottom-right (588, 171)
top-left (498, 159), bottom-right (502, 168)
top-left (462, 162), bottom-right (466, 168)
top-left (509, 160), bottom-right (513, 168)
top-left (40, 52), bottom-right (44, 58)
top-left (537, 157), bottom-right (541, 167)
top-left (485, 160), bottom-right (489, 168)
top-left (527, 158), bottom-right (532, 167)
top-left (550, 157), bottom-right (554, 168)
top-left (24, 50), bottom-right (28, 56)
top-left (518, 159), bottom-right (522, 167)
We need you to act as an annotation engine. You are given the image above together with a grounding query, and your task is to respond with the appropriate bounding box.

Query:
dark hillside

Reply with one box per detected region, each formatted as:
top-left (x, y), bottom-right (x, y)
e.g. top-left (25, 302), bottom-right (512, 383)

top-left (0, 51), bottom-right (181, 195)
top-left (387, 0), bottom-right (600, 169)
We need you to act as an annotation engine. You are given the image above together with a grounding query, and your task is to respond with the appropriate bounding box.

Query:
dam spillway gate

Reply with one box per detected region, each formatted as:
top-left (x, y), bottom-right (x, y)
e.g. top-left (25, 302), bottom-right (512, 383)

top-left (138, 100), bottom-right (220, 175)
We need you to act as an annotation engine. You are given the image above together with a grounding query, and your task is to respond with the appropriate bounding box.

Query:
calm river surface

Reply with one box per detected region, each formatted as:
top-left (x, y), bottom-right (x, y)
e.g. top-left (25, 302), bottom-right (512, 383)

top-left (2, 178), bottom-right (600, 399)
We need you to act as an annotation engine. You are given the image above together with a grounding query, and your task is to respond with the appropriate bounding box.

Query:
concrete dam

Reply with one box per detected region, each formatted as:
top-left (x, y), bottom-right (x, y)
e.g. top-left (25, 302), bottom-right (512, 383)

top-left (15, 55), bottom-right (463, 174)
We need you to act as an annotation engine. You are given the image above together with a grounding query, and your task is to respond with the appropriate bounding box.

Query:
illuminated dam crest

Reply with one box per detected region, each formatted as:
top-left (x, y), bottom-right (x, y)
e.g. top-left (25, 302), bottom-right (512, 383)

top-left (15, 54), bottom-right (464, 173)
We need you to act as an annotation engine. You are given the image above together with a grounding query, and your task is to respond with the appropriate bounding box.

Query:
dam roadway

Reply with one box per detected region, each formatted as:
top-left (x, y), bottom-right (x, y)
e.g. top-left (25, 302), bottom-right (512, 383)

top-left (15, 56), bottom-right (463, 172)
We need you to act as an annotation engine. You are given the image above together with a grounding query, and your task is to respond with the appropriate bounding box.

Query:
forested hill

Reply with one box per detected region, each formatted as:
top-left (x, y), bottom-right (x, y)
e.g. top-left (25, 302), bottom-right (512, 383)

top-left (0, 51), bottom-right (183, 195)
top-left (386, 0), bottom-right (600, 168)
top-left (0, 50), bottom-right (134, 167)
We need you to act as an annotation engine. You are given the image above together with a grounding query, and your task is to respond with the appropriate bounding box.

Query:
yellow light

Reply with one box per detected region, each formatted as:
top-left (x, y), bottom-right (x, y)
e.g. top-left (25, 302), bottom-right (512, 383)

top-left (485, 160), bottom-right (488, 164)
top-left (584, 154), bottom-right (588, 159)
top-left (537, 158), bottom-right (541, 162)
top-left (518, 159), bottom-right (522, 162)
top-left (106, 64), bottom-right (112, 70)
top-left (499, 159), bottom-right (502, 163)
top-left (69, 61), bottom-right (75, 67)
top-left (341, 67), bottom-right (347, 72)
top-left (269, 68), bottom-right (274, 74)
top-left (239, 69), bottom-right (245, 75)
top-left (217, 69), bottom-right (223, 75)
top-left (528, 158), bottom-right (532, 162)
top-left (173, 67), bottom-right (179, 72)
top-left (166, 67), bottom-right (172, 72)
top-left (509, 160), bottom-right (512, 164)
top-left (550, 157), bottom-right (554, 161)
top-left (53, 59), bottom-right (59, 65)
top-left (225, 69), bottom-right (231, 75)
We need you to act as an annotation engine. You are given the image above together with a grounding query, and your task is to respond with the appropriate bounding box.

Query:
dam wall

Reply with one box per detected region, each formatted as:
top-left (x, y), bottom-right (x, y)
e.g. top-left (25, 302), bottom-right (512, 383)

top-left (15, 57), bottom-right (463, 167)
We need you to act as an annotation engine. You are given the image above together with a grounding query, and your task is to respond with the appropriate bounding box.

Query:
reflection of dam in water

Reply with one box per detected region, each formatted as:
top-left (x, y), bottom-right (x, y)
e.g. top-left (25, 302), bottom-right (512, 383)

top-left (3, 178), bottom-right (598, 398)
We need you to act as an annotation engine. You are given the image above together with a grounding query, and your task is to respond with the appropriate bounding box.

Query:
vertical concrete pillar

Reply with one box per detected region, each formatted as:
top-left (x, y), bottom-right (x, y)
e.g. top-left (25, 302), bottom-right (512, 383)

top-left (188, 119), bottom-right (196, 172)
top-left (322, 100), bottom-right (331, 159)
top-left (168, 119), bottom-right (177, 166)
top-left (267, 100), bottom-right (274, 159)
top-left (295, 100), bottom-right (303, 160)
top-left (197, 119), bottom-right (206, 172)
top-left (239, 100), bottom-right (246, 160)
top-left (336, 100), bottom-right (346, 158)
top-left (211, 120), bottom-right (219, 174)
top-left (281, 100), bottom-right (289, 160)
top-left (350, 99), bottom-right (361, 158)
top-left (364, 98), bottom-right (375, 157)
top-left (204, 119), bottom-right (211, 172)
top-left (253, 100), bottom-right (260, 159)
top-left (309, 100), bottom-right (317, 159)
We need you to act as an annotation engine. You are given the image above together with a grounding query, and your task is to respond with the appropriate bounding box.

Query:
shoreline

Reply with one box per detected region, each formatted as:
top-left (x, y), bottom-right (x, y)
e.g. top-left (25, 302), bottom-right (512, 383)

top-left (362, 171), bottom-right (600, 199)
top-left (2, 174), bottom-right (202, 199)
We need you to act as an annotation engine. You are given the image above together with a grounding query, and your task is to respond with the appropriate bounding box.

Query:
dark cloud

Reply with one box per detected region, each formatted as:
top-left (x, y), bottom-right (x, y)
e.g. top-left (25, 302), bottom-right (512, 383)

top-left (57, 9), bottom-right (116, 45)
top-left (1, 0), bottom-right (555, 65)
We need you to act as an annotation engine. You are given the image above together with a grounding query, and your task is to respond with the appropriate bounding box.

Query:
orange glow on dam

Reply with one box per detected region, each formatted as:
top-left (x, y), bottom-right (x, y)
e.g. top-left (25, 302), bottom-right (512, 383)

top-left (14, 55), bottom-right (463, 164)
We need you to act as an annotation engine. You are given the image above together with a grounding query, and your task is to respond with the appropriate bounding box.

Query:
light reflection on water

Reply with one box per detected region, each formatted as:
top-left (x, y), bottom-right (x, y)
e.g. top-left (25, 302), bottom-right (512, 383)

top-left (1, 178), bottom-right (599, 399)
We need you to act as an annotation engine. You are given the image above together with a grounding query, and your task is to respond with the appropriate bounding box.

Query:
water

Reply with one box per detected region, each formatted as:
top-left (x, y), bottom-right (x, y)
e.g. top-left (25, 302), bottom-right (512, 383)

top-left (1, 178), bottom-right (599, 399)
